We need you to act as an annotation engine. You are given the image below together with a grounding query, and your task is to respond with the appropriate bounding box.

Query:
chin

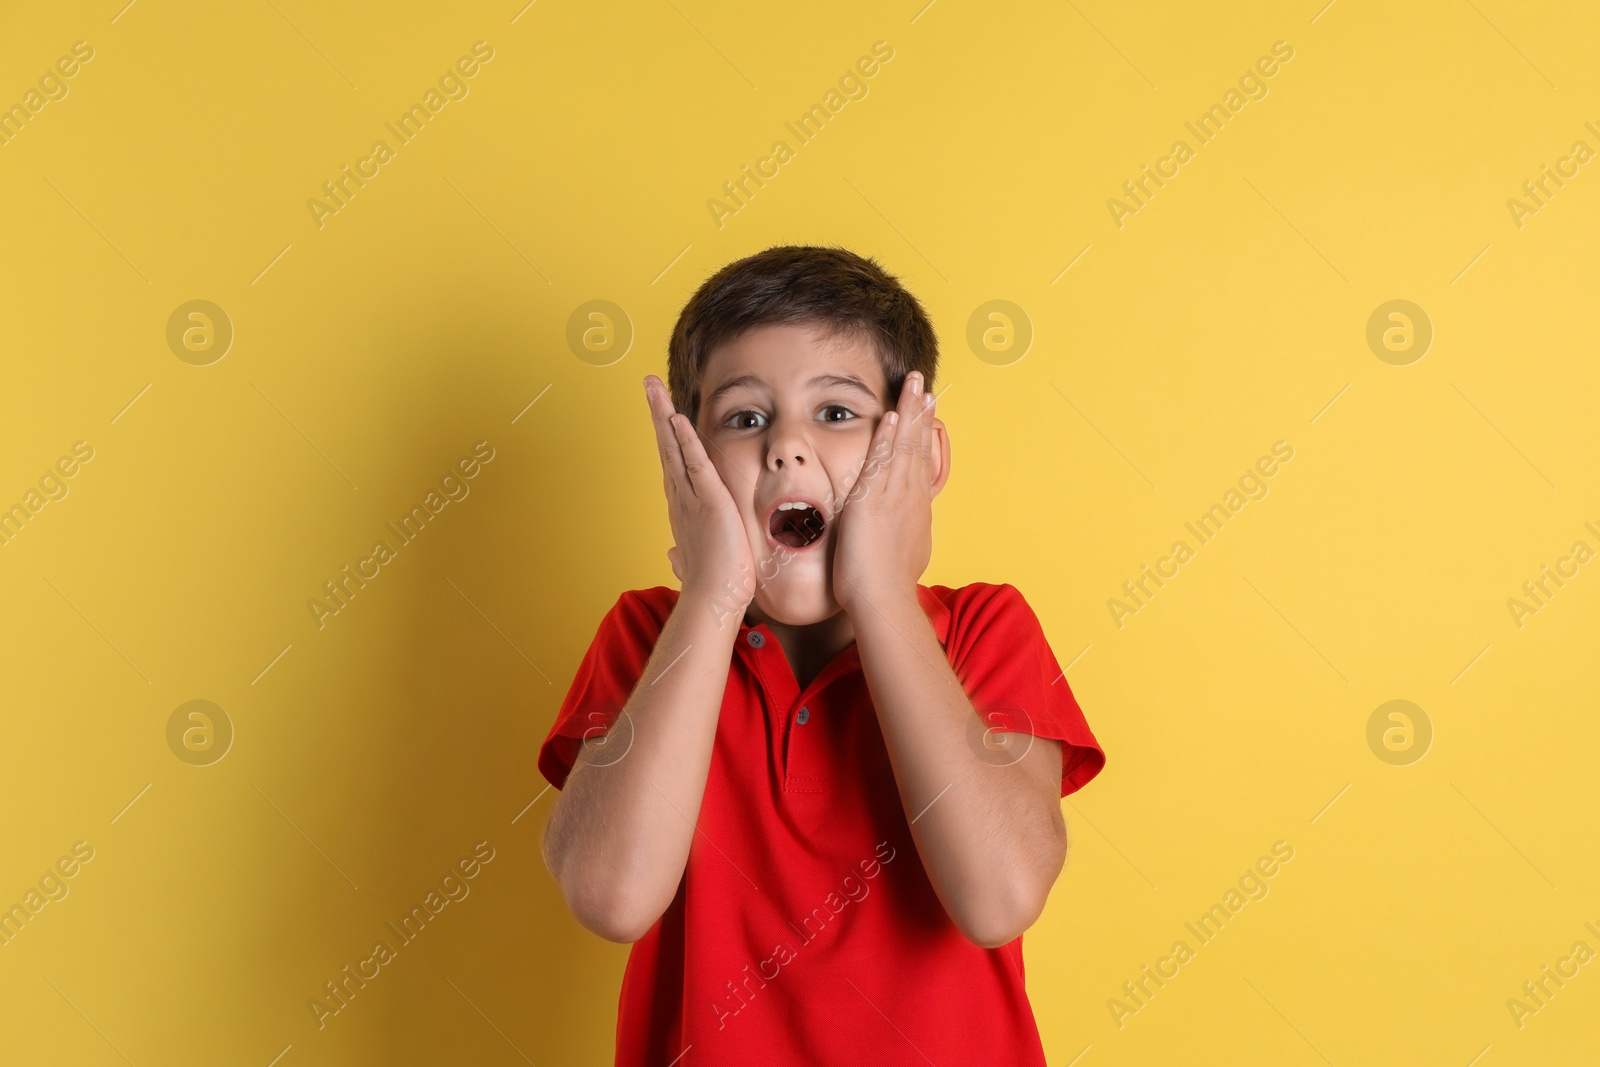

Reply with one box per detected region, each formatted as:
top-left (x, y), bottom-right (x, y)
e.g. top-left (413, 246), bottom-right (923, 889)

top-left (745, 528), bottom-right (841, 626)
top-left (751, 576), bottom-right (841, 627)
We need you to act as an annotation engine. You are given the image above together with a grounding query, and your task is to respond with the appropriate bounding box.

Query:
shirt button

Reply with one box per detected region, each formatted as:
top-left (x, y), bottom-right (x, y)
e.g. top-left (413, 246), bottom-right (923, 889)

top-left (797, 706), bottom-right (810, 725)
top-left (747, 631), bottom-right (765, 648)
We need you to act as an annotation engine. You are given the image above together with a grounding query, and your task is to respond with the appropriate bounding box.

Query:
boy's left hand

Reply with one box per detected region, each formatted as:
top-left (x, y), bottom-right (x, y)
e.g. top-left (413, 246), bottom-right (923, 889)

top-left (833, 371), bottom-right (938, 616)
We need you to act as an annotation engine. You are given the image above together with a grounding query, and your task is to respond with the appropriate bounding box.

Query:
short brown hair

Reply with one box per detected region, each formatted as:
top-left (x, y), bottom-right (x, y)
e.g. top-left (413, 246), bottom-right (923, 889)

top-left (667, 245), bottom-right (938, 429)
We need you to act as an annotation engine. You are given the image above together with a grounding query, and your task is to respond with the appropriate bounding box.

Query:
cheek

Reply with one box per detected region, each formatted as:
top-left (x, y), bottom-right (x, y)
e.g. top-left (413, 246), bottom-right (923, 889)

top-left (704, 454), bottom-right (758, 519)
top-left (823, 438), bottom-right (876, 500)
top-left (704, 443), bottom-right (750, 486)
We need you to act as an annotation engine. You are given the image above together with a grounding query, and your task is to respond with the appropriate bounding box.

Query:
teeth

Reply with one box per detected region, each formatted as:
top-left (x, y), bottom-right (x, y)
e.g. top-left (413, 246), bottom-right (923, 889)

top-left (776, 501), bottom-right (810, 511)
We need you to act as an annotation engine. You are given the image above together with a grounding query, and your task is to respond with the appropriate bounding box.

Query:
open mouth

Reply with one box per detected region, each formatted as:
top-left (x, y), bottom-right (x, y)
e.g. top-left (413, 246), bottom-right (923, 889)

top-left (766, 499), bottom-right (827, 550)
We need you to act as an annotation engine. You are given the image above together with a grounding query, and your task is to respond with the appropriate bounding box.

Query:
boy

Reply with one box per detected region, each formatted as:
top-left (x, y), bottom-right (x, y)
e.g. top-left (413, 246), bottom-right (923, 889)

top-left (539, 246), bottom-right (1105, 1065)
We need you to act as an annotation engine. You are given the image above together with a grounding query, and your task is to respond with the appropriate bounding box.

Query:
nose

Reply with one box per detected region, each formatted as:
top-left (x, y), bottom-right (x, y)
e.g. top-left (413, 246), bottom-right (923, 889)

top-left (765, 410), bottom-right (811, 470)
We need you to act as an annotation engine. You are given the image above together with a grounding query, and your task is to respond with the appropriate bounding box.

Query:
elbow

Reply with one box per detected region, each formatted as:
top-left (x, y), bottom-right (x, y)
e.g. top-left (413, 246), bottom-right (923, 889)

top-left (953, 883), bottom-right (1043, 953)
top-left (952, 785), bottom-right (1071, 950)
top-left (553, 859), bottom-right (665, 943)
top-left (947, 857), bottom-right (1062, 947)
top-left (953, 889), bottom-right (1047, 950)
top-left (543, 830), bottom-right (666, 943)
top-left (566, 881), bottom-right (660, 943)
top-left (966, 806), bottom-right (1070, 946)
top-left (959, 923), bottom-right (1022, 951)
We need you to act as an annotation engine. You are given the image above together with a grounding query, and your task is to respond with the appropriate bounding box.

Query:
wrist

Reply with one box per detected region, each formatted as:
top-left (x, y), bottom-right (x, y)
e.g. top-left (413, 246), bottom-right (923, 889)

top-left (676, 582), bottom-right (752, 634)
top-left (839, 579), bottom-right (921, 622)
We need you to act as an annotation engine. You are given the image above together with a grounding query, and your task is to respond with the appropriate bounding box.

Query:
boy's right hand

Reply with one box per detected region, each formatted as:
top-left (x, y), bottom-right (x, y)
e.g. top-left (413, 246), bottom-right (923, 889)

top-left (644, 375), bottom-right (756, 614)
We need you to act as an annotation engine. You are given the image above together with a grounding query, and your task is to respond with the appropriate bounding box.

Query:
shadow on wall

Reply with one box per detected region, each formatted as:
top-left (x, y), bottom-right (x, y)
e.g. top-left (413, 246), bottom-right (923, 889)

top-left (238, 305), bottom-right (634, 1064)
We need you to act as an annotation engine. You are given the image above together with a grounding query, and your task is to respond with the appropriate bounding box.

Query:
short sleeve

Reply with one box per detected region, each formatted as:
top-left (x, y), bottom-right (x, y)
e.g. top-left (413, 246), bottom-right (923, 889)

top-left (537, 588), bottom-right (674, 791)
top-left (944, 583), bottom-right (1106, 797)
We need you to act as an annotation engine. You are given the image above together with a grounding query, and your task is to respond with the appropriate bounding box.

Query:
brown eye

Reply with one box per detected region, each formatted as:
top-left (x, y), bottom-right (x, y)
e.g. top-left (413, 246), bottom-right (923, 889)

top-left (820, 406), bottom-right (857, 423)
top-left (724, 409), bottom-right (767, 430)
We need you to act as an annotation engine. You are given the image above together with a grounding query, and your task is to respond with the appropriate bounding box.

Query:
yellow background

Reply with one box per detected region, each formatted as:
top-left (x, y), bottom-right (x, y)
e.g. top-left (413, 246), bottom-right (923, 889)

top-left (3, 0), bottom-right (1597, 1063)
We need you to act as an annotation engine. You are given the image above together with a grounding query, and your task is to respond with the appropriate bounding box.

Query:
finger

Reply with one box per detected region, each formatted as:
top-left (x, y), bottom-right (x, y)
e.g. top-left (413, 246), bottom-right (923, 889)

top-left (892, 372), bottom-right (924, 481)
top-left (645, 376), bottom-right (690, 492)
top-left (883, 371), bottom-right (921, 483)
top-left (910, 379), bottom-right (936, 484)
top-left (672, 409), bottom-right (724, 501)
top-left (844, 404), bottom-right (895, 508)
top-left (916, 386), bottom-right (935, 483)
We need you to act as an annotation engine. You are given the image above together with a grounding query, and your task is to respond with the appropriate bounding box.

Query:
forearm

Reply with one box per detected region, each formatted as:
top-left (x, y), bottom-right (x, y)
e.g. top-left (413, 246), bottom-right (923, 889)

top-left (850, 592), bottom-right (1065, 947)
top-left (543, 587), bottom-right (738, 940)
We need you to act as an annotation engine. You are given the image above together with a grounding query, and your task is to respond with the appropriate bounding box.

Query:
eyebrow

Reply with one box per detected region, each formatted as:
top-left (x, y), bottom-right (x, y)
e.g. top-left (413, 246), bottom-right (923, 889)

top-left (704, 373), bottom-right (878, 410)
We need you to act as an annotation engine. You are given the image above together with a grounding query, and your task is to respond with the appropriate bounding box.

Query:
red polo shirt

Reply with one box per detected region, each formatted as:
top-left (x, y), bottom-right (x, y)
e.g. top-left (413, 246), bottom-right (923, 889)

top-left (539, 582), bottom-right (1105, 1066)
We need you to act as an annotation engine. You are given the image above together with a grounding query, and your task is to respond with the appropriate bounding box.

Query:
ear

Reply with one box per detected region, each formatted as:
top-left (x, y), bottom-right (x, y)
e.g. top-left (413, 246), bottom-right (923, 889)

top-left (929, 416), bottom-right (951, 498)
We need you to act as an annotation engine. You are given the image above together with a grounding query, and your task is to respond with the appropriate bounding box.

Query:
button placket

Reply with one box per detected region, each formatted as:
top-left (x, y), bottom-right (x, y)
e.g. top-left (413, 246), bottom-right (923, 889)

top-left (784, 699), bottom-right (817, 793)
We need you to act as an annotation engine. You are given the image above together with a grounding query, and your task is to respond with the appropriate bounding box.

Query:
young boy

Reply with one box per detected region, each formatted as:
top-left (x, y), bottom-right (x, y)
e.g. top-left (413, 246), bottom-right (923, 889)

top-left (539, 246), bottom-right (1106, 1065)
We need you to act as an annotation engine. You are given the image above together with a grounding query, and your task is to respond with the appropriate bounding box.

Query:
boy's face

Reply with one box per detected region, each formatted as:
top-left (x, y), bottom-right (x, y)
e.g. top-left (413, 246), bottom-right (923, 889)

top-left (693, 321), bottom-right (947, 626)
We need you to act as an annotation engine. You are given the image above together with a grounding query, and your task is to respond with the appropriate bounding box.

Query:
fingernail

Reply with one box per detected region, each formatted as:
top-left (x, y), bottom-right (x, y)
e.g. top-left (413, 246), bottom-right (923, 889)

top-left (924, 392), bottom-right (934, 410)
top-left (911, 374), bottom-right (923, 396)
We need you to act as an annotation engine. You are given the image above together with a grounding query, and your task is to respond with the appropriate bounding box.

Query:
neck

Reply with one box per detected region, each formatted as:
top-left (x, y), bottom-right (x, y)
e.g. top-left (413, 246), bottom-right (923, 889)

top-left (744, 603), bottom-right (856, 691)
